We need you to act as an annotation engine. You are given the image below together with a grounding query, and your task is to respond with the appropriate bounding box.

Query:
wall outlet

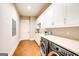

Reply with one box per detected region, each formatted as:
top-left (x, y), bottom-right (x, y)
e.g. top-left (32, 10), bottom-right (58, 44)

top-left (66, 32), bottom-right (70, 35)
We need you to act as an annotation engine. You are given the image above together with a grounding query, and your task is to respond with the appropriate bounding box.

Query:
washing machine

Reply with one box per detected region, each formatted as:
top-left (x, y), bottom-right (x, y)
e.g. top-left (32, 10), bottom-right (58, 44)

top-left (48, 41), bottom-right (59, 56)
top-left (40, 37), bottom-right (49, 56)
top-left (40, 37), bottom-right (79, 56)
top-left (48, 40), bottom-right (79, 56)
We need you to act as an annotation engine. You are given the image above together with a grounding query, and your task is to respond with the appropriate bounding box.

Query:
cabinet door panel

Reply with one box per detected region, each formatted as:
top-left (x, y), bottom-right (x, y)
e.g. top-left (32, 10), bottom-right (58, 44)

top-left (53, 3), bottom-right (65, 26)
top-left (66, 4), bottom-right (79, 26)
top-left (41, 4), bottom-right (54, 28)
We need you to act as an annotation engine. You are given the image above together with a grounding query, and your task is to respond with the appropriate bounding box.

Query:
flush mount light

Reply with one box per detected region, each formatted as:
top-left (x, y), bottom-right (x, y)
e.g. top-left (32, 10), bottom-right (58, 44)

top-left (27, 5), bottom-right (31, 10)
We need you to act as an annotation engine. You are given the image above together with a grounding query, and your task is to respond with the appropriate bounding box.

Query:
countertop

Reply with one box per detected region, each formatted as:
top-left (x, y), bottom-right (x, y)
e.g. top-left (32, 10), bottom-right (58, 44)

top-left (39, 34), bottom-right (79, 55)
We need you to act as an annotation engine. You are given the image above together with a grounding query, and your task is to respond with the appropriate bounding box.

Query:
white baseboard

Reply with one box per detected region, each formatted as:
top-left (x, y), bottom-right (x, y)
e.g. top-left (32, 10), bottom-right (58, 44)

top-left (8, 40), bottom-right (20, 56)
top-left (20, 37), bottom-right (30, 40)
top-left (29, 38), bottom-right (35, 40)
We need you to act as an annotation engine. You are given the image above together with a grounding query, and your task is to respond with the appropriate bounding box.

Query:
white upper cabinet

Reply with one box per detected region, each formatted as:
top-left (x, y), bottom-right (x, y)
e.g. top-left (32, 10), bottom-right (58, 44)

top-left (54, 3), bottom-right (79, 27)
top-left (65, 3), bottom-right (79, 27)
top-left (36, 4), bottom-right (54, 28)
top-left (43, 4), bottom-right (54, 28)
top-left (53, 3), bottom-right (65, 27)
top-left (36, 3), bottom-right (79, 29)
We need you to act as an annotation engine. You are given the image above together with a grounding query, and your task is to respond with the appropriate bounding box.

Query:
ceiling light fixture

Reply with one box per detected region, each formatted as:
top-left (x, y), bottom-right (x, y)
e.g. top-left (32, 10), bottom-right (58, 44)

top-left (27, 5), bottom-right (31, 10)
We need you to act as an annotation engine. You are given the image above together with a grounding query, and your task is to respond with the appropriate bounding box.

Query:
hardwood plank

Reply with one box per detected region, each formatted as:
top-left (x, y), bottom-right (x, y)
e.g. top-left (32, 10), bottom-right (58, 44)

top-left (13, 40), bottom-right (41, 56)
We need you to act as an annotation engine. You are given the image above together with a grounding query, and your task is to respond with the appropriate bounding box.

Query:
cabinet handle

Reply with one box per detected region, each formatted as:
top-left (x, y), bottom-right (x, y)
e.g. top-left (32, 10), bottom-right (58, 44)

top-left (52, 22), bottom-right (54, 25)
top-left (64, 18), bottom-right (66, 24)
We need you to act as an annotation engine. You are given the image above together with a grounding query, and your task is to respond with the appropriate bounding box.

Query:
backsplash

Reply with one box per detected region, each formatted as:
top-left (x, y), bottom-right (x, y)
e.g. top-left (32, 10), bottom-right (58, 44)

top-left (46, 27), bottom-right (79, 41)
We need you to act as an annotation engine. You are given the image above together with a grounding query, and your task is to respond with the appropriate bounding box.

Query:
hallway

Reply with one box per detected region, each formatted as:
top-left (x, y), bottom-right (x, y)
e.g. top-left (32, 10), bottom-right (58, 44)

top-left (13, 40), bottom-right (41, 56)
top-left (0, 3), bottom-right (50, 56)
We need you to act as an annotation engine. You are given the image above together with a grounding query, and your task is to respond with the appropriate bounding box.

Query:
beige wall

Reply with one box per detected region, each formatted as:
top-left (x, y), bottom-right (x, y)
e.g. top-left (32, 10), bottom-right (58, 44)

top-left (46, 27), bottom-right (79, 41)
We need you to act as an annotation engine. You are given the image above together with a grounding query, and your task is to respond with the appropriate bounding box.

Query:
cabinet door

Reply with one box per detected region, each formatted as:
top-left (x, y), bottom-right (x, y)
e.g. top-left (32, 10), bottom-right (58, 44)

top-left (53, 3), bottom-right (65, 27)
top-left (38, 4), bottom-right (54, 28)
top-left (42, 3), bottom-right (66, 28)
top-left (66, 3), bottom-right (79, 26)
top-left (44, 4), bottom-right (54, 28)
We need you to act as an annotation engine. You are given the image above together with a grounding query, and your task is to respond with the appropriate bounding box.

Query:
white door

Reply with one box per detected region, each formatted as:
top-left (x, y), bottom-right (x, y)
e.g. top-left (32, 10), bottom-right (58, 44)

top-left (20, 20), bottom-right (30, 40)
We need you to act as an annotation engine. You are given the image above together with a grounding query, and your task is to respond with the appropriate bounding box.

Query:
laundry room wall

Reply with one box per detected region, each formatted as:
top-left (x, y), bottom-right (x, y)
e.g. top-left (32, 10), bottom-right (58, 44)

top-left (0, 3), bottom-right (20, 55)
top-left (45, 27), bottom-right (79, 41)
top-left (51, 27), bottom-right (79, 41)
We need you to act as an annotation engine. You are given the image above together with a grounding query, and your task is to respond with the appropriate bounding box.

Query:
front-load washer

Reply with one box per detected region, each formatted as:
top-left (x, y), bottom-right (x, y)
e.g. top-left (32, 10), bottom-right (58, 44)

top-left (48, 40), bottom-right (79, 56)
top-left (40, 37), bottom-right (49, 56)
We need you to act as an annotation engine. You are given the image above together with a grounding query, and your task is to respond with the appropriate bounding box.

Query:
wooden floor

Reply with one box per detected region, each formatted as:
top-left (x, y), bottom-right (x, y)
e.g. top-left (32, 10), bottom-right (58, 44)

top-left (13, 40), bottom-right (41, 56)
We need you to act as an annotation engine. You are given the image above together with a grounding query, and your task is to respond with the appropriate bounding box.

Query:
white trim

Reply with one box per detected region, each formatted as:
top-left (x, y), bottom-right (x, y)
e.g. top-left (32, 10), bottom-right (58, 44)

top-left (20, 38), bottom-right (30, 40)
top-left (8, 40), bottom-right (20, 56)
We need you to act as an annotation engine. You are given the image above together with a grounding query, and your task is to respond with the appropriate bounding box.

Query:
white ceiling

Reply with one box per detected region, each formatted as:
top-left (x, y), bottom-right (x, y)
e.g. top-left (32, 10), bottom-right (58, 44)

top-left (15, 3), bottom-right (51, 16)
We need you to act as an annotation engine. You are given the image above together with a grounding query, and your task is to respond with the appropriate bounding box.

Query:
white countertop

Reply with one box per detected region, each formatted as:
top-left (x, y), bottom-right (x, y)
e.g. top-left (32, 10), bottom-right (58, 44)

top-left (39, 34), bottom-right (79, 55)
